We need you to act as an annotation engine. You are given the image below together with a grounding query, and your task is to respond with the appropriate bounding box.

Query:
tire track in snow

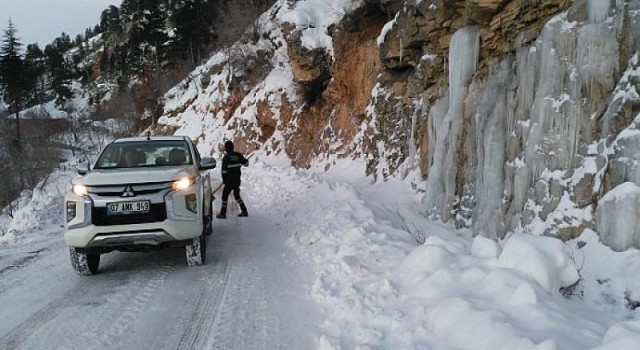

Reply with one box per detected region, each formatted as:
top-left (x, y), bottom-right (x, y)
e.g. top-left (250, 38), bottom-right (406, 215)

top-left (206, 222), bottom-right (272, 350)
top-left (95, 263), bottom-right (176, 350)
top-left (163, 255), bottom-right (231, 350)
top-left (0, 282), bottom-right (94, 349)
top-left (0, 239), bottom-right (66, 296)
top-left (0, 252), bottom-right (175, 350)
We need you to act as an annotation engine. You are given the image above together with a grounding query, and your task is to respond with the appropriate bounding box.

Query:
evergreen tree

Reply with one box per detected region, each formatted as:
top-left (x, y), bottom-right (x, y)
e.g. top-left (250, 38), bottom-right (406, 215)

top-left (0, 19), bottom-right (28, 143)
top-left (53, 32), bottom-right (73, 52)
top-left (100, 5), bottom-right (121, 33)
top-left (44, 44), bottom-right (74, 106)
top-left (85, 27), bottom-right (94, 40)
top-left (24, 43), bottom-right (47, 105)
top-left (129, 1), bottom-right (170, 73)
top-left (169, 0), bottom-right (218, 66)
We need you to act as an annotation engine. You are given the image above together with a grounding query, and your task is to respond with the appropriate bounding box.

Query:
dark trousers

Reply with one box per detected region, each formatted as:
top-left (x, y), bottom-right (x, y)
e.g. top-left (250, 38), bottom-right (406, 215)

top-left (219, 184), bottom-right (247, 215)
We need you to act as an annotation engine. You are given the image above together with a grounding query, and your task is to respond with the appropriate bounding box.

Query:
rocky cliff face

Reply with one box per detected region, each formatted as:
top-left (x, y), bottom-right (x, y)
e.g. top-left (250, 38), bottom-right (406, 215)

top-left (156, 0), bottom-right (640, 249)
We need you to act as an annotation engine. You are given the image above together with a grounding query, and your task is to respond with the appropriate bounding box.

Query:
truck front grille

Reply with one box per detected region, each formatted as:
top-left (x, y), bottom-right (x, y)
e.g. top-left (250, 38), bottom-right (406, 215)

top-left (87, 182), bottom-right (171, 197)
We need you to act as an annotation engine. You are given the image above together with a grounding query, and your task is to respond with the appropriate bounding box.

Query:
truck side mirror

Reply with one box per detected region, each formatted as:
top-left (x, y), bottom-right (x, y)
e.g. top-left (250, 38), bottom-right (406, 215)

top-left (199, 157), bottom-right (216, 170)
top-left (77, 160), bottom-right (90, 175)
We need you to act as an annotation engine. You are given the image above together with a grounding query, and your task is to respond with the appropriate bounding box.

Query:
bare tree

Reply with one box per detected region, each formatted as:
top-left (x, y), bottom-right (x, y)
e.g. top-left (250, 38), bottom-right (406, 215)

top-left (0, 108), bottom-right (68, 216)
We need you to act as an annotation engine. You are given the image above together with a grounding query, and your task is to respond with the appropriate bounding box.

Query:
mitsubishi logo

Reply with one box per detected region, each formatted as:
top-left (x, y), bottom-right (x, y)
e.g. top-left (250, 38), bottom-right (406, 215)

top-left (121, 186), bottom-right (135, 197)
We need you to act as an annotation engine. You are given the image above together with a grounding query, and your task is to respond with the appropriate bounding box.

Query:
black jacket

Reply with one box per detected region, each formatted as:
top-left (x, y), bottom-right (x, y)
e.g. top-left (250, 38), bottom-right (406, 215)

top-left (221, 151), bottom-right (248, 186)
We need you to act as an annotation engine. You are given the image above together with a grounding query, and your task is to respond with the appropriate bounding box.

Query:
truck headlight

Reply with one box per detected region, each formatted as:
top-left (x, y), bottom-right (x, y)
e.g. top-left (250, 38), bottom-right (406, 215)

top-left (172, 177), bottom-right (194, 191)
top-left (66, 202), bottom-right (77, 222)
top-left (73, 184), bottom-right (88, 196)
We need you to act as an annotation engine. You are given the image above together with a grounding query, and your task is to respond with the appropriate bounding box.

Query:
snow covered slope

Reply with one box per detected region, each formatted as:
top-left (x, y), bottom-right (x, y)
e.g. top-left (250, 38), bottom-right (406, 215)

top-left (157, 0), bottom-right (640, 250)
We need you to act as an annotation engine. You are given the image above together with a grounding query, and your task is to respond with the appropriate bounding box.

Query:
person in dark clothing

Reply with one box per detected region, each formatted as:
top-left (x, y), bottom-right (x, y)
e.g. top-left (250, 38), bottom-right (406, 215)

top-left (217, 140), bottom-right (249, 219)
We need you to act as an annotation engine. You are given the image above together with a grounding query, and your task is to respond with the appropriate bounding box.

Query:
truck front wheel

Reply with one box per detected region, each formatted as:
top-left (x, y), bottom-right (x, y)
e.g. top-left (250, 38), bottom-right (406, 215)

top-left (185, 234), bottom-right (206, 266)
top-left (69, 247), bottom-right (100, 275)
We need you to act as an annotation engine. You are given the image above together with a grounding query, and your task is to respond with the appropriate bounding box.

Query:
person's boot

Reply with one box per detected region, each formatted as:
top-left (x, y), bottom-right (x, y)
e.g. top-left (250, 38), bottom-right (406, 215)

top-left (238, 201), bottom-right (248, 217)
top-left (216, 213), bottom-right (226, 219)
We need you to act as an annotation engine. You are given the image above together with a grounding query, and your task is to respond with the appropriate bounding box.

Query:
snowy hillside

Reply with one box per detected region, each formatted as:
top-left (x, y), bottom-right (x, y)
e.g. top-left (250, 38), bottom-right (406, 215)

top-left (155, 0), bottom-right (640, 252)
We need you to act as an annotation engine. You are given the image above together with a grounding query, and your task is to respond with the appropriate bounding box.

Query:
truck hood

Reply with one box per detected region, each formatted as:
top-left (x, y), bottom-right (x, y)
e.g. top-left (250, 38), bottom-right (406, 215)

top-left (73, 166), bottom-right (197, 186)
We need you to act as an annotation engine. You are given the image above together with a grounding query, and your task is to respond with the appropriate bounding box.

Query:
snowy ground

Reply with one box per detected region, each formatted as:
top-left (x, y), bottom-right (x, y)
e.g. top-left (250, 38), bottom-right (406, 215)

top-left (1, 156), bottom-right (640, 349)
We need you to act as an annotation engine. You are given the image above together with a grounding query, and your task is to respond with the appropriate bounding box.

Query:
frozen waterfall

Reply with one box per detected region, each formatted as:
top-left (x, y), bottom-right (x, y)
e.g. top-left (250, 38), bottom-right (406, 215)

top-left (414, 0), bottom-right (638, 247)
top-left (472, 58), bottom-right (512, 238)
top-left (423, 26), bottom-right (479, 222)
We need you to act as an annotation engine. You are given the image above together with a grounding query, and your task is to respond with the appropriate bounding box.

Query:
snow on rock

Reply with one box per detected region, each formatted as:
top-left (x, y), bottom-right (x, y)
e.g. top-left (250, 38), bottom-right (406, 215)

top-left (157, 1), bottom-right (306, 159)
top-left (376, 16), bottom-right (397, 46)
top-left (596, 182), bottom-right (640, 251)
top-left (280, 0), bottom-right (363, 55)
top-left (498, 234), bottom-right (579, 293)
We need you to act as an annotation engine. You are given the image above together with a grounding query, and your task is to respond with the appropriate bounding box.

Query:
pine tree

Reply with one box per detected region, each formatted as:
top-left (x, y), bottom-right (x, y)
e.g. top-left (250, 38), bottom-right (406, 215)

top-left (100, 5), bottom-right (121, 33)
top-left (0, 19), bottom-right (27, 143)
top-left (53, 32), bottom-right (73, 52)
top-left (169, 0), bottom-right (218, 66)
top-left (44, 44), bottom-right (74, 106)
top-left (24, 43), bottom-right (47, 105)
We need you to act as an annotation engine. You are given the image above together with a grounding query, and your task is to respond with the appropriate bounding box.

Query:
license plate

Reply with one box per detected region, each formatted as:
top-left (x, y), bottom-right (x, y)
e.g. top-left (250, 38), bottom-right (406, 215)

top-left (106, 201), bottom-right (151, 215)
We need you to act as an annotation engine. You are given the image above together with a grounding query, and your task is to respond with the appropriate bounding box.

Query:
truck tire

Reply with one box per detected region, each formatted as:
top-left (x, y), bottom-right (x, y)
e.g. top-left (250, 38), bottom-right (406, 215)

top-left (185, 234), bottom-right (206, 266)
top-left (205, 200), bottom-right (213, 236)
top-left (69, 247), bottom-right (100, 275)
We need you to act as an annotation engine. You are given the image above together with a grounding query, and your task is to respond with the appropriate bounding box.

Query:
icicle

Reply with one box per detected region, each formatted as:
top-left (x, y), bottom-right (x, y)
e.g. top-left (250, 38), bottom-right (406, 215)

top-left (449, 26), bottom-right (480, 105)
top-left (399, 35), bottom-right (404, 67)
top-left (472, 57), bottom-right (511, 238)
top-left (588, 0), bottom-right (610, 24)
top-left (409, 100), bottom-right (420, 163)
top-left (422, 26), bottom-right (479, 221)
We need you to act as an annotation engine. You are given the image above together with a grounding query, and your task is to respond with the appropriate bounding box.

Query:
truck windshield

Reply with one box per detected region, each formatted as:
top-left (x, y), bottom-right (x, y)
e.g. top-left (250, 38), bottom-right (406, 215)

top-left (94, 140), bottom-right (193, 169)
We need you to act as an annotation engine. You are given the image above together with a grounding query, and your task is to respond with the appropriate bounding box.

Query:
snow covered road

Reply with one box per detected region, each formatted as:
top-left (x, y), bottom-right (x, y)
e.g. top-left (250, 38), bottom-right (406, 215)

top-left (0, 164), bottom-right (321, 349)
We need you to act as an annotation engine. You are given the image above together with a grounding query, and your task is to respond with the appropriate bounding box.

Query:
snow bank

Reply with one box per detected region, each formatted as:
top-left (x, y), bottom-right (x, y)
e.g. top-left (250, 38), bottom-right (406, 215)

top-left (0, 171), bottom-right (71, 246)
top-left (498, 234), bottom-right (579, 293)
top-left (594, 320), bottom-right (640, 349)
top-left (471, 235), bottom-right (502, 258)
top-left (284, 162), bottom-right (613, 349)
top-left (567, 229), bottom-right (640, 348)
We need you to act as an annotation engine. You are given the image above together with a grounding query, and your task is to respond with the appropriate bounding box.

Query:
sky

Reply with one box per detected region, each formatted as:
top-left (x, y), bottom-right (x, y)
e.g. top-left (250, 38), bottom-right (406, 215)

top-left (1, 0), bottom-right (119, 48)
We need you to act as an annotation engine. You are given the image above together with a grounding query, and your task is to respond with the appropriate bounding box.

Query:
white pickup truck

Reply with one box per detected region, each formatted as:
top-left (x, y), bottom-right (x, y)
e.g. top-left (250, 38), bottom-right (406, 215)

top-left (64, 135), bottom-right (216, 275)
